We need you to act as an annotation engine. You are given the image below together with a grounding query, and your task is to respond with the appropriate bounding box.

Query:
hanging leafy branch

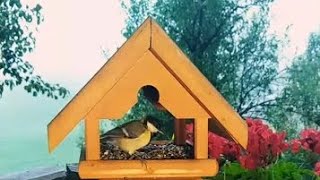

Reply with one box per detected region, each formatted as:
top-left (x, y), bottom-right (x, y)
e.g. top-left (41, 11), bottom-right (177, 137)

top-left (0, 0), bottom-right (68, 98)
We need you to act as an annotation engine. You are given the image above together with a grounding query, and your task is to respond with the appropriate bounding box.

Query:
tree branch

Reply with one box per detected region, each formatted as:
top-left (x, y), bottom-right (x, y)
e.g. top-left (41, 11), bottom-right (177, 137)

top-left (239, 99), bottom-right (276, 115)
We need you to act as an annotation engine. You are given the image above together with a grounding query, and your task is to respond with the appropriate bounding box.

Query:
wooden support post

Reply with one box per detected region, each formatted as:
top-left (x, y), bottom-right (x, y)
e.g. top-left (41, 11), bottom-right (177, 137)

top-left (85, 116), bottom-right (100, 160)
top-left (194, 118), bottom-right (208, 159)
top-left (174, 119), bottom-right (186, 145)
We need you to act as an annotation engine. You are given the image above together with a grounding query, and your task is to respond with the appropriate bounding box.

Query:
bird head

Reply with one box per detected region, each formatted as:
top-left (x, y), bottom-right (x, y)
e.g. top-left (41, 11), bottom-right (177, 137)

top-left (144, 115), bottom-right (164, 134)
top-left (146, 121), bottom-right (163, 134)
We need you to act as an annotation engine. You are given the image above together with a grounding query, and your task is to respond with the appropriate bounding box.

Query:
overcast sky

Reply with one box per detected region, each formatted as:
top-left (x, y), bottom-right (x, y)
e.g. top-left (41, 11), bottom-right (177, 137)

top-left (270, 0), bottom-right (320, 67)
top-left (24, 0), bottom-right (126, 90)
top-left (23, 0), bottom-right (320, 90)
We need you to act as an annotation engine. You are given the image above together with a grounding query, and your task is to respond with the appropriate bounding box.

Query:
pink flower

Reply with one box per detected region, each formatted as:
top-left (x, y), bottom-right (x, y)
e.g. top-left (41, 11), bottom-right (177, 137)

top-left (314, 162), bottom-right (320, 176)
top-left (297, 129), bottom-right (320, 154)
top-left (239, 155), bottom-right (257, 170)
top-left (314, 143), bottom-right (320, 154)
top-left (301, 129), bottom-right (318, 139)
top-left (291, 139), bottom-right (301, 153)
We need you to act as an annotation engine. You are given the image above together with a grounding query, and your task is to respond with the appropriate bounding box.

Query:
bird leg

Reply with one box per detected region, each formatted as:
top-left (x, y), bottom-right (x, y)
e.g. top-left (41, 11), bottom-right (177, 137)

top-left (128, 151), bottom-right (141, 159)
top-left (131, 151), bottom-right (148, 169)
top-left (139, 158), bottom-right (148, 170)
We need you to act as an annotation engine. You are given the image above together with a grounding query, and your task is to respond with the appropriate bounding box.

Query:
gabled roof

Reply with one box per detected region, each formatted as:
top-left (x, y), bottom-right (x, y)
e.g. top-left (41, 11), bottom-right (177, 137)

top-left (48, 18), bottom-right (248, 152)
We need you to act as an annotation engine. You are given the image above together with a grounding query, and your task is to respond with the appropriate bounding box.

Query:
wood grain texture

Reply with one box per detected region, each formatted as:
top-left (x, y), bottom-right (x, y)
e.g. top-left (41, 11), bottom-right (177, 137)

top-left (79, 159), bottom-right (218, 179)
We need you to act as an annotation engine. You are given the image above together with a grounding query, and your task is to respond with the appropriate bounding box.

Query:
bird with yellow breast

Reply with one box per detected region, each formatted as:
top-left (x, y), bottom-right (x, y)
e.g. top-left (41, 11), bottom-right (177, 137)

top-left (100, 115), bottom-right (163, 155)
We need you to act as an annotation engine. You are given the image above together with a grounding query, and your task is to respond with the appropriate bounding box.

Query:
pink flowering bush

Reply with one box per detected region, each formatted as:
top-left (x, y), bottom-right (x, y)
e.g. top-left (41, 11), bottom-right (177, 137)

top-left (290, 129), bottom-right (320, 154)
top-left (185, 118), bottom-right (320, 177)
top-left (186, 118), bottom-right (288, 170)
top-left (239, 118), bottom-right (288, 169)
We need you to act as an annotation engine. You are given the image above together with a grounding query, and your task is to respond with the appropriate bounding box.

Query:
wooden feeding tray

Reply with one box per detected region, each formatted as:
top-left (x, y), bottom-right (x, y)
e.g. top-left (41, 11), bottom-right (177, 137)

top-left (47, 17), bottom-right (248, 179)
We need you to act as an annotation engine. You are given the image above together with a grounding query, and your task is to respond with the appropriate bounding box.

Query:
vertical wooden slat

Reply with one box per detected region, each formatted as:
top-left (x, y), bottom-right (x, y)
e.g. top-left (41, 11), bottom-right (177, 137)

top-left (194, 118), bottom-right (208, 159)
top-left (85, 117), bottom-right (100, 160)
top-left (174, 119), bottom-right (186, 145)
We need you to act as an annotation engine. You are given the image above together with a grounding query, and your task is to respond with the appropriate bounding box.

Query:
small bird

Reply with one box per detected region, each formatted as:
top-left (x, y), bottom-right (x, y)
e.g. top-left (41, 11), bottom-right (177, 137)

top-left (100, 116), bottom-right (163, 155)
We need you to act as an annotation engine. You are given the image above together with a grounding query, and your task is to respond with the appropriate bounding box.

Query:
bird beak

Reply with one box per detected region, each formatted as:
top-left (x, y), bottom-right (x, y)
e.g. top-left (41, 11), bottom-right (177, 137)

top-left (147, 121), bottom-right (163, 134)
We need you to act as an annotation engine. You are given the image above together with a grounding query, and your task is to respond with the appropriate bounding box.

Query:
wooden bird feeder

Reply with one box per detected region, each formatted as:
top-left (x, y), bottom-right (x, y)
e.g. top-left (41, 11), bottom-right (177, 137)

top-left (47, 18), bottom-right (248, 179)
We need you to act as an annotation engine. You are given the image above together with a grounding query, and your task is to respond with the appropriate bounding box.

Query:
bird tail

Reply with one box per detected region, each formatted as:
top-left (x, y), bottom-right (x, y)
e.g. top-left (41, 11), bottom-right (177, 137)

top-left (102, 138), bottom-right (118, 146)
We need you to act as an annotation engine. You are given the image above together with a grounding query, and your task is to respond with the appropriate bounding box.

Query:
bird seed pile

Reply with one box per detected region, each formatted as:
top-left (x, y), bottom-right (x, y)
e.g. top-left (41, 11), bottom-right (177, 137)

top-left (100, 141), bottom-right (194, 160)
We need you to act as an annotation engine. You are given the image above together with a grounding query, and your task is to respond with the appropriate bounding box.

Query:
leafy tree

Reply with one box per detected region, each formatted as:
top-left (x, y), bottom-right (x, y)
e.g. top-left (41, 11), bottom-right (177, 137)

top-left (0, 0), bottom-right (68, 98)
top-left (277, 32), bottom-right (320, 127)
top-left (121, 0), bottom-right (283, 118)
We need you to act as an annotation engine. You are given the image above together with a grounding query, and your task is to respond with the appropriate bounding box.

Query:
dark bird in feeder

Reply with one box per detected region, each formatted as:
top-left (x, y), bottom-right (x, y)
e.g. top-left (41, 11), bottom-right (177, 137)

top-left (100, 116), bottom-right (163, 155)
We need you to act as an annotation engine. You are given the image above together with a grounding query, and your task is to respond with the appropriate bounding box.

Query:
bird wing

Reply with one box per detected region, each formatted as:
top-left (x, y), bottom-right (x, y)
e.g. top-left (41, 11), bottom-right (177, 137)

top-left (100, 120), bottom-right (146, 140)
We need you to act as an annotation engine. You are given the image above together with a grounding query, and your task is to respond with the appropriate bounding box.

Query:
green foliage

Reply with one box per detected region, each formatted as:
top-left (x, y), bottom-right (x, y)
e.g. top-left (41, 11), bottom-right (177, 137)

top-left (268, 161), bottom-right (318, 180)
top-left (270, 161), bottom-right (318, 180)
top-left (264, 103), bottom-right (300, 139)
top-left (210, 162), bottom-right (318, 180)
top-left (0, 0), bottom-right (68, 98)
top-left (278, 32), bottom-right (320, 127)
top-left (282, 150), bottom-right (320, 170)
top-left (266, 31), bottom-right (320, 133)
top-left (121, 0), bottom-right (283, 118)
